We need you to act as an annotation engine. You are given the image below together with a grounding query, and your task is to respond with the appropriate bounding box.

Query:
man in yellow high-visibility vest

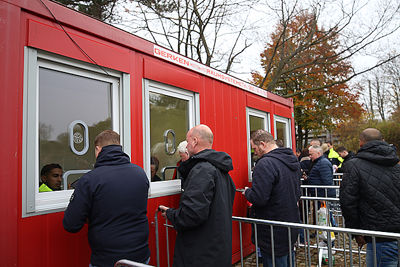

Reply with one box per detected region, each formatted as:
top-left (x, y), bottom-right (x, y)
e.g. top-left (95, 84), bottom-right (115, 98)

top-left (39, 164), bottom-right (63, 192)
top-left (326, 141), bottom-right (343, 169)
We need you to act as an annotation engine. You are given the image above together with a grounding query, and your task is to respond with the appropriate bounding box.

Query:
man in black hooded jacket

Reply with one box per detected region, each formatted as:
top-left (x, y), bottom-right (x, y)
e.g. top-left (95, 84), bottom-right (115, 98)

top-left (244, 129), bottom-right (301, 267)
top-left (340, 128), bottom-right (400, 267)
top-left (159, 124), bottom-right (236, 267)
top-left (63, 130), bottom-right (150, 267)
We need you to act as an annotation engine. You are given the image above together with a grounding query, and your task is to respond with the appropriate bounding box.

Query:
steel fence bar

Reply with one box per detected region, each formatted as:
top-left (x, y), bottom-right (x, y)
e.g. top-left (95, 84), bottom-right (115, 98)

top-left (254, 223), bottom-right (259, 267)
top-left (239, 221), bottom-right (244, 267)
top-left (114, 259), bottom-right (154, 267)
top-left (154, 211), bottom-right (160, 267)
top-left (165, 219), bottom-right (170, 267)
top-left (306, 228), bottom-right (311, 267)
top-left (372, 236), bottom-right (377, 267)
top-left (300, 196), bottom-right (339, 202)
top-left (343, 232), bottom-right (347, 267)
top-left (270, 225), bottom-right (275, 267)
top-left (327, 227), bottom-right (332, 267)
top-left (349, 233), bottom-right (353, 267)
top-left (288, 226), bottom-right (292, 267)
top-left (301, 185), bottom-right (340, 189)
top-left (231, 216), bottom-right (400, 239)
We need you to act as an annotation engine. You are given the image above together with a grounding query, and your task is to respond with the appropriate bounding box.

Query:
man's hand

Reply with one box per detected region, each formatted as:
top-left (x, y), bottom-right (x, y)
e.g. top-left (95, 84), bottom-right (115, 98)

top-left (355, 235), bottom-right (366, 249)
top-left (158, 205), bottom-right (169, 218)
top-left (242, 187), bottom-right (249, 195)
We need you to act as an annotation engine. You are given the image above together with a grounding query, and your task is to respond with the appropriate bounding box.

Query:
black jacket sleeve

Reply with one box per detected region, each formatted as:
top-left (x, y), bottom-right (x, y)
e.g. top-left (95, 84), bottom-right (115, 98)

top-left (245, 159), bottom-right (276, 207)
top-left (339, 160), bottom-right (361, 229)
top-left (63, 175), bottom-right (92, 233)
top-left (166, 162), bottom-right (215, 231)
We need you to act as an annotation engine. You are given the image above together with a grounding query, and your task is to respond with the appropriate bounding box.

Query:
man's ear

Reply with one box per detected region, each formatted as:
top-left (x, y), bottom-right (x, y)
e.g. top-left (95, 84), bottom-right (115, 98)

top-left (259, 141), bottom-right (267, 149)
top-left (41, 175), bottom-right (47, 183)
top-left (95, 145), bottom-right (102, 158)
top-left (192, 137), bottom-right (198, 146)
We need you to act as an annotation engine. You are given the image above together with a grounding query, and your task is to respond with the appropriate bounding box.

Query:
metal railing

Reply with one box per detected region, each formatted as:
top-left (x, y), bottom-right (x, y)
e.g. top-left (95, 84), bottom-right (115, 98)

top-left (155, 208), bottom-right (400, 267)
top-left (233, 216), bottom-right (400, 267)
top-left (114, 259), bottom-right (154, 267)
top-left (154, 182), bottom-right (400, 267)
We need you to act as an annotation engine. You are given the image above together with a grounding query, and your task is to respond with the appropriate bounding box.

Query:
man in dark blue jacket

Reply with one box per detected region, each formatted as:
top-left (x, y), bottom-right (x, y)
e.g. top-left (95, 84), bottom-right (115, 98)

top-left (244, 129), bottom-right (301, 267)
top-left (308, 145), bottom-right (335, 198)
top-left (159, 124), bottom-right (236, 267)
top-left (63, 130), bottom-right (150, 267)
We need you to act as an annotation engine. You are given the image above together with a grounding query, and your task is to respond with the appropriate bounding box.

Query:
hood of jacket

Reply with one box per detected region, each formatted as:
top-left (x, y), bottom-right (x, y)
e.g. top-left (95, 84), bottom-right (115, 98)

top-left (178, 149), bottom-right (233, 178)
top-left (261, 147), bottom-right (300, 171)
top-left (355, 140), bottom-right (399, 167)
top-left (94, 145), bottom-right (131, 168)
top-left (343, 151), bottom-right (355, 161)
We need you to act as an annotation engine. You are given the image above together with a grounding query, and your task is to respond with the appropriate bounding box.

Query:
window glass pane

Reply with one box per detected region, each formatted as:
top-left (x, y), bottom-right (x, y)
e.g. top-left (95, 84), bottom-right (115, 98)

top-left (249, 115), bottom-right (264, 132)
top-left (276, 120), bottom-right (288, 147)
top-left (149, 91), bottom-right (189, 182)
top-left (249, 115), bottom-right (265, 170)
top-left (39, 67), bottom-right (112, 192)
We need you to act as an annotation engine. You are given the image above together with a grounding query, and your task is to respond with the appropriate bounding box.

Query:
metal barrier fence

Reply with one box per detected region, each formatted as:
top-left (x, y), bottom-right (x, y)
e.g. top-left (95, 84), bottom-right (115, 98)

top-left (155, 208), bottom-right (400, 267)
top-left (233, 216), bottom-right (400, 267)
top-left (154, 181), bottom-right (400, 267)
top-left (114, 259), bottom-right (154, 267)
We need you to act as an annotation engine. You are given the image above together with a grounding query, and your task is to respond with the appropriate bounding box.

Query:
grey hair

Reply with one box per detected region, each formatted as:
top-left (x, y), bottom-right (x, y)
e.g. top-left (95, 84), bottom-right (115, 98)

top-left (309, 145), bottom-right (323, 155)
top-left (177, 141), bottom-right (188, 153)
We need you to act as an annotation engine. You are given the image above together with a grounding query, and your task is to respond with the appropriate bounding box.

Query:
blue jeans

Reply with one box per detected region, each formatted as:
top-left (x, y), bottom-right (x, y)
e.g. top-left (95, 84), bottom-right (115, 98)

top-left (366, 241), bottom-right (399, 267)
top-left (261, 251), bottom-right (295, 267)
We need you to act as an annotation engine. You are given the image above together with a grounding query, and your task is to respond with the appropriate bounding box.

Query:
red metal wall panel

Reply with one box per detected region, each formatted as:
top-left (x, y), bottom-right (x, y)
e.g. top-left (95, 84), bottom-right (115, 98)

top-left (0, 1), bottom-right (20, 266)
top-left (130, 52), bottom-right (145, 167)
top-left (27, 19), bottom-right (131, 73)
top-left (246, 93), bottom-right (272, 113)
top-left (143, 56), bottom-right (201, 93)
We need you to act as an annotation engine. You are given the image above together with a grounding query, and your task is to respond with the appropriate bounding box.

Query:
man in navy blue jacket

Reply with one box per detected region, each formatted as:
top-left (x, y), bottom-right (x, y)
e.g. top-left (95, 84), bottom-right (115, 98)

top-left (63, 130), bottom-right (150, 267)
top-left (308, 145), bottom-right (335, 198)
top-left (244, 129), bottom-right (301, 267)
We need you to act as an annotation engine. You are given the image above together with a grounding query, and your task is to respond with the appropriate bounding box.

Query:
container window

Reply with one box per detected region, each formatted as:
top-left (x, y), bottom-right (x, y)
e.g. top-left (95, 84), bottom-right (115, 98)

top-left (274, 115), bottom-right (291, 148)
top-left (39, 68), bottom-right (112, 191)
top-left (144, 80), bottom-right (199, 197)
top-left (23, 47), bottom-right (130, 216)
top-left (246, 108), bottom-right (269, 181)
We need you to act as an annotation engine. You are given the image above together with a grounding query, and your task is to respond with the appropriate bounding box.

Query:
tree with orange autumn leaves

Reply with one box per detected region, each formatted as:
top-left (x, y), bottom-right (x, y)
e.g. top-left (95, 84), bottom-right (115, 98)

top-left (251, 11), bottom-right (364, 148)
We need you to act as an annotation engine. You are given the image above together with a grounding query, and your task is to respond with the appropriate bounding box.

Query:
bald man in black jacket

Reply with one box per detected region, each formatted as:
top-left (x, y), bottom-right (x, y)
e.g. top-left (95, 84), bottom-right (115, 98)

top-left (340, 128), bottom-right (400, 267)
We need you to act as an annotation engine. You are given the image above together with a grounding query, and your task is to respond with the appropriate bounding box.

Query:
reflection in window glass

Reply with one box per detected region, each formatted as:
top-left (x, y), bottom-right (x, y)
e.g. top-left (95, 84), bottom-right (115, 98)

top-left (249, 116), bottom-right (264, 132)
top-left (276, 121), bottom-right (288, 147)
top-left (249, 115), bottom-right (265, 169)
top-left (149, 92), bottom-right (189, 181)
top-left (39, 67), bottom-right (112, 192)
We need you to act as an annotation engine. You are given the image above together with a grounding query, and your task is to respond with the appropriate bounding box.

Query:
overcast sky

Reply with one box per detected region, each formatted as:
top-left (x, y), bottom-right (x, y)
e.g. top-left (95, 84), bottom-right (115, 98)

top-left (113, 0), bottom-right (400, 89)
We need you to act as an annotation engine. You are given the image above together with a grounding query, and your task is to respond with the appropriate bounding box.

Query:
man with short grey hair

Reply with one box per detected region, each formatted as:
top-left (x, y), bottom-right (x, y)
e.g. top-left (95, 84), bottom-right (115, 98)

top-left (310, 139), bottom-right (321, 147)
top-left (340, 128), bottom-right (400, 267)
top-left (308, 145), bottom-right (335, 197)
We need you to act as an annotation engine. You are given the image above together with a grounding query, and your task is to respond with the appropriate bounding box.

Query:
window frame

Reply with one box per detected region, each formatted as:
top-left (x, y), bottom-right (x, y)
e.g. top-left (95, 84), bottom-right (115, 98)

top-left (246, 107), bottom-right (270, 181)
top-left (143, 79), bottom-right (199, 198)
top-left (22, 47), bottom-right (131, 217)
top-left (274, 115), bottom-right (292, 148)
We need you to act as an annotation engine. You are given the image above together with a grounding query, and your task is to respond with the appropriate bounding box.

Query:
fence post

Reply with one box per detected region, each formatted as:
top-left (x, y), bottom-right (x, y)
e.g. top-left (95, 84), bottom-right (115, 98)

top-left (154, 211), bottom-right (160, 267)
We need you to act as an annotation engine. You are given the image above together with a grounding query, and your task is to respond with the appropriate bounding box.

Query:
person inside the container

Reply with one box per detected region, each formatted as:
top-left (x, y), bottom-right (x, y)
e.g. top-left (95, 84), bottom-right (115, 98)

top-left (39, 163), bottom-right (63, 192)
top-left (172, 141), bottom-right (189, 179)
top-left (151, 156), bottom-right (162, 182)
